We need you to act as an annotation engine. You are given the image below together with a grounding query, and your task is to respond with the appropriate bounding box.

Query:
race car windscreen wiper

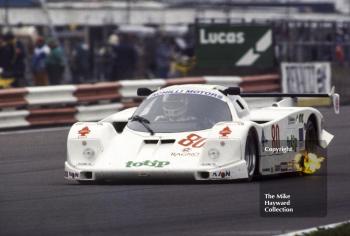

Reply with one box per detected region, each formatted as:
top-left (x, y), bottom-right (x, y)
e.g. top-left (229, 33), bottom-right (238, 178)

top-left (129, 115), bottom-right (155, 135)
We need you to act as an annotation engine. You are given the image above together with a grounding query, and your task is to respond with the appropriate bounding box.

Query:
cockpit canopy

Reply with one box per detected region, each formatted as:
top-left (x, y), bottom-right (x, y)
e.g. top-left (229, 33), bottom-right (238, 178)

top-left (127, 92), bottom-right (232, 133)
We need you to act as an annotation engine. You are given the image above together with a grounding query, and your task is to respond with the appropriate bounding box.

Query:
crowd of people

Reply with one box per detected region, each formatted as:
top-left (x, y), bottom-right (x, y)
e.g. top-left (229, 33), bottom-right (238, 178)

top-left (1, 20), bottom-right (349, 88)
top-left (0, 31), bottom-right (195, 88)
top-left (93, 33), bottom-right (195, 82)
top-left (0, 32), bottom-right (66, 87)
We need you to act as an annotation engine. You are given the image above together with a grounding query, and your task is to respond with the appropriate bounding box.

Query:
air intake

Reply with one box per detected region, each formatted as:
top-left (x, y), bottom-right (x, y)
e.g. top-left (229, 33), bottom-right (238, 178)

top-left (161, 139), bottom-right (176, 144)
top-left (144, 140), bottom-right (159, 144)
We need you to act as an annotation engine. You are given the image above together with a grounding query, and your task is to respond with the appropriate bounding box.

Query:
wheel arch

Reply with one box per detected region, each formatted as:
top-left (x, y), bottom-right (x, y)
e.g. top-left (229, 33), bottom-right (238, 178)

top-left (247, 125), bottom-right (261, 177)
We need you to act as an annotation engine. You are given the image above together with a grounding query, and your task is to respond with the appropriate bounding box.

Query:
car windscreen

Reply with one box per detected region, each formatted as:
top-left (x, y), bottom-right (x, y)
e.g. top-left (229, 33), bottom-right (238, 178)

top-left (127, 93), bottom-right (232, 133)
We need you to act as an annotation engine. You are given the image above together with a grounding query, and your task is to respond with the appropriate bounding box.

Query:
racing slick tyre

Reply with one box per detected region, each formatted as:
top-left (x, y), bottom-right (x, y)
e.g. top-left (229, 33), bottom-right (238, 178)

top-left (244, 129), bottom-right (259, 181)
top-left (305, 118), bottom-right (318, 153)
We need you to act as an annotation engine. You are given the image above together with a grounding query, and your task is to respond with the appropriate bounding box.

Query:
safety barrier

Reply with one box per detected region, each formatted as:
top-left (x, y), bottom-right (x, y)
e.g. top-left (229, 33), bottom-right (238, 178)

top-left (0, 74), bottom-right (280, 129)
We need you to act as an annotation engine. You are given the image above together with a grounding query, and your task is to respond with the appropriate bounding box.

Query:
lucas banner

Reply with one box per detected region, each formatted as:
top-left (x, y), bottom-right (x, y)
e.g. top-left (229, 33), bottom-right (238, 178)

top-left (195, 24), bottom-right (274, 68)
top-left (281, 62), bottom-right (331, 93)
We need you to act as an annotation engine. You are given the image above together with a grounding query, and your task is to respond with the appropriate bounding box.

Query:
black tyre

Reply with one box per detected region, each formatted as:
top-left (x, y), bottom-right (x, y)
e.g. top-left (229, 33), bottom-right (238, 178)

top-left (244, 129), bottom-right (259, 181)
top-left (305, 119), bottom-right (318, 153)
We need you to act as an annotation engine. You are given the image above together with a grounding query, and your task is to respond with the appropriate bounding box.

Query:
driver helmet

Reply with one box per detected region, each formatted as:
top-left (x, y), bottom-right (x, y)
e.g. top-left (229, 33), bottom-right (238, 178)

top-left (162, 94), bottom-right (188, 120)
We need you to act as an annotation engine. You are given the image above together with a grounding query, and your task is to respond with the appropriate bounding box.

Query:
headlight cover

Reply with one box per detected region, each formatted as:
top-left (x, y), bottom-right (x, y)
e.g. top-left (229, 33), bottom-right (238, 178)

top-left (83, 148), bottom-right (96, 160)
top-left (208, 148), bottom-right (220, 160)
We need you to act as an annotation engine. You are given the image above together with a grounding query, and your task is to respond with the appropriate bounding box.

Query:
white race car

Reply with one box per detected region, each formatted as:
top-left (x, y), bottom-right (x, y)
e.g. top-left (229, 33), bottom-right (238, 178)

top-left (64, 84), bottom-right (339, 183)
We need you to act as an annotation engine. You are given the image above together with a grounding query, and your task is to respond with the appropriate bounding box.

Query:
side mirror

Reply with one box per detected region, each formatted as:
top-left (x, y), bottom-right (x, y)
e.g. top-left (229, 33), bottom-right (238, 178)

top-left (220, 87), bottom-right (240, 96)
top-left (137, 88), bottom-right (154, 96)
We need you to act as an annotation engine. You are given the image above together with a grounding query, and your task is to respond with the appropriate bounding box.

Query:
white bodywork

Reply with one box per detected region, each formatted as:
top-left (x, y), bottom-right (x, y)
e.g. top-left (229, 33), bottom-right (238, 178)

top-left (64, 84), bottom-right (334, 182)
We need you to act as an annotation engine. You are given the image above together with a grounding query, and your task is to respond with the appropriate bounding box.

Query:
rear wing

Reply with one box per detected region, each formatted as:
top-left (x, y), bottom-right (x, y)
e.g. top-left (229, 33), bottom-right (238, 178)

top-left (221, 86), bottom-right (340, 114)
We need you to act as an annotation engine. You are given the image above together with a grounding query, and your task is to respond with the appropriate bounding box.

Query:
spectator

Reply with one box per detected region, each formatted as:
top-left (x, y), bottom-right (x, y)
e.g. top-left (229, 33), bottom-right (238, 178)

top-left (0, 35), bottom-right (4, 70)
top-left (46, 39), bottom-right (65, 85)
top-left (154, 37), bottom-right (173, 78)
top-left (113, 34), bottom-right (138, 80)
top-left (2, 32), bottom-right (26, 87)
top-left (31, 37), bottom-right (50, 86)
top-left (107, 34), bottom-right (119, 81)
top-left (71, 41), bottom-right (90, 84)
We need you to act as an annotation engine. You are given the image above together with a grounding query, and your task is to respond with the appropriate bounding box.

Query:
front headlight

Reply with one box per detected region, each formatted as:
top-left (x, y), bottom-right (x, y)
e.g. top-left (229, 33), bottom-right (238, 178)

top-left (83, 148), bottom-right (95, 160)
top-left (208, 148), bottom-right (220, 160)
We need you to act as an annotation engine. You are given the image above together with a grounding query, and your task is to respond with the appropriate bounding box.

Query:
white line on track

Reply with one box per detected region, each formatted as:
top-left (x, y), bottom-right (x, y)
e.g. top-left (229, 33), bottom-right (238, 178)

top-left (276, 219), bottom-right (350, 236)
top-left (0, 126), bottom-right (70, 135)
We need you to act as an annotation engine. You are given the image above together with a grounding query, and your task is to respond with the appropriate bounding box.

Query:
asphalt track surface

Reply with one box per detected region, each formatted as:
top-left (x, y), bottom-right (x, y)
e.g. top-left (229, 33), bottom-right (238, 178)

top-left (0, 106), bottom-right (349, 236)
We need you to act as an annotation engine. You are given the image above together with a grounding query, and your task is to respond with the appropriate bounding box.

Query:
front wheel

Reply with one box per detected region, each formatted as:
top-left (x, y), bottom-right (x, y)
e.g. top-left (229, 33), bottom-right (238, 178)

top-left (244, 129), bottom-right (259, 181)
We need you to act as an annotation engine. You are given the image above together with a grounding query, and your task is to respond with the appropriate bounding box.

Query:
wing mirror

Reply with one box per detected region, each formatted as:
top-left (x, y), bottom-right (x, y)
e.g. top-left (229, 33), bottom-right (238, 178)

top-left (220, 87), bottom-right (241, 96)
top-left (137, 88), bottom-right (154, 96)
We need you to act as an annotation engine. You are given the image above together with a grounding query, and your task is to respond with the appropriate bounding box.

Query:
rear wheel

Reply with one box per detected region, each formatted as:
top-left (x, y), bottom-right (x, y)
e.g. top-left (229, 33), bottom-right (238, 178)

top-left (305, 119), bottom-right (318, 153)
top-left (244, 129), bottom-right (259, 181)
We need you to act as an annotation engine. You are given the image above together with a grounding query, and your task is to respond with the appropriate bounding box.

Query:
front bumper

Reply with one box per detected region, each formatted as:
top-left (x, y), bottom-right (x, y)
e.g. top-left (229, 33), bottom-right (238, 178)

top-left (64, 160), bottom-right (248, 182)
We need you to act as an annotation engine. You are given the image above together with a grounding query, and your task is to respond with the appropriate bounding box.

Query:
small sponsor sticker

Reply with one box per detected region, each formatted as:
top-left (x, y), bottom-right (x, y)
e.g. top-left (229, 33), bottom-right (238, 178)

top-left (212, 170), bottom-right (231, 179)
top-left (262, 167), bottom-right (273, 173)
top-left (297, 113), bottom-right (304, 123)
top-left (66, 171), bottom-right (79, 179)
top-left (171, 147), bottom-right (200, 157)
top-left (78, 126), bottom-right (90, 137)
top-left (288, 116), bottom-right (296, 125)
top-left (219, 126), bottom-right (232, 138)
top-left (298, 128), bottom-right (304, 142)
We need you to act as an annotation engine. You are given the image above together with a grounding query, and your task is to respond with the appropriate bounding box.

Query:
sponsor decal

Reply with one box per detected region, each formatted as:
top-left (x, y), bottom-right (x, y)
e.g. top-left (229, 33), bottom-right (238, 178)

top-left (298, 128), bottom-right (304, 142)
top-left (219, 126), bottom-right (232, 138)
top-left (280, 162), bottom-right (289, 172)
top-left (298, 128), bottom-right (304, 149)
top-left (287, 134), bottom-right (298, 151)
top-left (78, 126), bottom-right (90, 137)
top-left (212, 170), bottom-right (231, 179)
top-left (125, 160), bottom-right (170, 168)
top-left (66, 171), bottom-right (79, 179)
top-left (199, 28), bottom-right (245, 45)
top-left (261, 129), bottom-right (268, 149)
top-left (296, 113), bottom-right (304, 123)
top-left (288, 116), bottom-right (296, 125)
top-left (77, 162), bottom-right (93, 166)
top-left (262, 167), bottom-right (273, 173)
top-left (171, 148), bottom-right (200, 157)
top-left (274, 165), bottom-right (281, 172)
top-left (178, 133), bottom-right (206, 148)
top-left (150, 89), bottom-right (224, 100)
top-left (171, 152), bottom-right (200, 157)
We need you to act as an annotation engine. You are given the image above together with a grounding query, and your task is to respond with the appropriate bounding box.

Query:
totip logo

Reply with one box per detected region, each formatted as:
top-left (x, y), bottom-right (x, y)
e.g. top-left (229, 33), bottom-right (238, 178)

top-left (78, 126), bottom-right (90, 137)
top-left (219, 126), bottom-right (232, 137)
